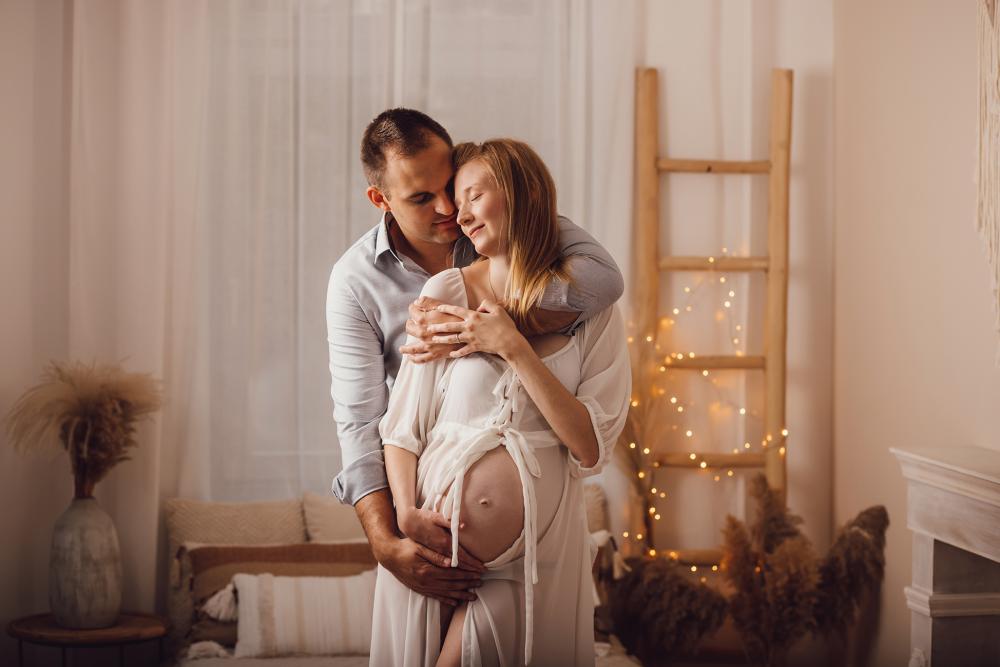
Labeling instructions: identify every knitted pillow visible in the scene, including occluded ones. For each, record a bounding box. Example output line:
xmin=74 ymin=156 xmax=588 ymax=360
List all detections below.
xmin=302 ymin=490 xmax=367 ymax=542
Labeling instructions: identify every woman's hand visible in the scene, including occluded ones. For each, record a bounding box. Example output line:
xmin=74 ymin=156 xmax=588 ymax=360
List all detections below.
xmin=397 ymin=506 xmax=452 ymax=549
xmin=396 ymin=505 xmax=484 ymax=572
xmin=428 ymin=299 xmax=530 ymax=361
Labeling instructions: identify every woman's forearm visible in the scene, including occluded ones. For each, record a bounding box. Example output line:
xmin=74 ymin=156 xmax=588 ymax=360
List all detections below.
xmin=384 ymin=445 xmax=418 ymax=514
xmin=502 ymin=339 xmax=600 ymax=467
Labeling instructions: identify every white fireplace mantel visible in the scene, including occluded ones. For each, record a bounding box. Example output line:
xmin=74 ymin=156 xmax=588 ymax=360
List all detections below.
xmin=892 ymin=445 xmax=1000 ymax=667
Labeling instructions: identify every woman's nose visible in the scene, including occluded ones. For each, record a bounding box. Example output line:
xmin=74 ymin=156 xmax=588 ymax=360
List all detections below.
xmin=456 ymin=203 xmax=472 ymax=226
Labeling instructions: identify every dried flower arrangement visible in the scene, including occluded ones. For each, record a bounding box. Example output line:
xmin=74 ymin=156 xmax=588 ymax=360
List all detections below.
xmin=4 ymin=360 xmax=162 ymax=498
xmin=721 ymin=474 xmax=889 ymax=666
xmin=606 ymin=474 xmax=889 ymax=666
xmin=608 ymin=556 xmax=728 ymax=663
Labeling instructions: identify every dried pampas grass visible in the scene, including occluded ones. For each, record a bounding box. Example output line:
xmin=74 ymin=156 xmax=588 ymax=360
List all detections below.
xmin=811 ymin=505 xmax=889 ymax=638
xmin=722 ymin=475 xmax=818 ymax=666
xmin=4 ymin=360 xmax=162 ymax=498
xmin=608 ymin=556 xmax=727 ymax=663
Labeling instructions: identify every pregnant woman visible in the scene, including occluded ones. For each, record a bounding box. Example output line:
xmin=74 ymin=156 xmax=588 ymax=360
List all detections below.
xmin=369 ymin=139 xmax=631 ymax=667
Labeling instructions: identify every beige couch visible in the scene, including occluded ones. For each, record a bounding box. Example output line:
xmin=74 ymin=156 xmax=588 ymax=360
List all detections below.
xmin=164 ymin=490 xmax=639 ymax=666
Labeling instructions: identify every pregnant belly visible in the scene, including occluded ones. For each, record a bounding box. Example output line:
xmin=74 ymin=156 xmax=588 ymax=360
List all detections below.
xmin=454 ymin=445 xmax=525 ymax=563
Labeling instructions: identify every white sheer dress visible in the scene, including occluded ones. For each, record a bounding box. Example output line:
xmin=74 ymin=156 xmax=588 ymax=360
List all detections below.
xmin=369 ymin=267 xmax=631 ymax=667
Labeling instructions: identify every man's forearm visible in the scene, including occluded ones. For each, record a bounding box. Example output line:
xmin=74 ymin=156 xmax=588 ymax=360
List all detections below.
xmin=526 ymin=307 xmax=579 ymax=337
xmin=354 ymin=488 xmax=399 ymax=561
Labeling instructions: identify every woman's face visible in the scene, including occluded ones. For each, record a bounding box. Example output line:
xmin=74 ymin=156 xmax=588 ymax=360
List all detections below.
xmin=454 ymin=159 xmax=507 ymax=257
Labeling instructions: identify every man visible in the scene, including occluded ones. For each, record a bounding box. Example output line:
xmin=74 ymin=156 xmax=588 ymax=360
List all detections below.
xmin=327 ymin=108 xmax=624 ymax=608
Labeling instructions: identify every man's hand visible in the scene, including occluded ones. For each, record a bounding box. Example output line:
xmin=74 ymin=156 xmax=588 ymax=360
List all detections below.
xmin=399 ymin=296 xmax=463 ymax=364
xmin=377 ymin=537 xmax=483 ymax=607
xmin=427 ymin=300 xmax=527 ymax=361
xmin=356 ymin=490 xmax=485 ymax=607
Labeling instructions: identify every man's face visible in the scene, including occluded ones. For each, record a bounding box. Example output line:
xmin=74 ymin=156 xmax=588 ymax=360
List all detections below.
xmin=369 ymin=136 xmax=459 ymax=247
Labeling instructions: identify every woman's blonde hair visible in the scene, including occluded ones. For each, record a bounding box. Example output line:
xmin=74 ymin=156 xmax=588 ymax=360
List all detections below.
xmin=452 ymin=139 xmax=568 ymax=334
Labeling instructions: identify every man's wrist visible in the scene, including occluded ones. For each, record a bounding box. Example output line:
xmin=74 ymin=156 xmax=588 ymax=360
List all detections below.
xmin=368 ymin=529 xmax=401 ymax=565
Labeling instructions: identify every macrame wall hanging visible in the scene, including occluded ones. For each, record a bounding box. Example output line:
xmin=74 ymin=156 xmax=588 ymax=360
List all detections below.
xmin=978 ymin=0 xmax=1000 ymax=364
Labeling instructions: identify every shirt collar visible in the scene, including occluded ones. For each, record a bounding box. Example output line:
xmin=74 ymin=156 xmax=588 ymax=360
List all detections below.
xmin=373 ymin=211 xmax=403 ymax=265
xmin=374 ymin=210 xmax=479 ymax=268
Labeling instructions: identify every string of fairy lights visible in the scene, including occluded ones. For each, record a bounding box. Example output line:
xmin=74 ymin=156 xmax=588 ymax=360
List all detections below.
xmin=622 ymin=246 xmax=789 ymax=578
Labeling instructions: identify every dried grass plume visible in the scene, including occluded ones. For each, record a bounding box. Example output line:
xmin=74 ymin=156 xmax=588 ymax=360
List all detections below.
xmin=4 ymin=360 xmax=163 ymax=498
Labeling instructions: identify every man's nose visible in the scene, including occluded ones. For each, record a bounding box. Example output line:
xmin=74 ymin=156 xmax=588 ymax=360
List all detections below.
xmin=435 ymin=192 xmax=455 ymax=217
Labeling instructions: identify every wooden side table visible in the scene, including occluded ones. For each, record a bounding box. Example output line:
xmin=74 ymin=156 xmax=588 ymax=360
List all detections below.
xmin=7 ymin=611 xmax=169 ymax=667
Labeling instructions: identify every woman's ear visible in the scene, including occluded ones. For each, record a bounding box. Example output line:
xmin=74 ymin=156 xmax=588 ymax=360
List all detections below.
xmin=366 ymin=185 xmax=391 ymax=212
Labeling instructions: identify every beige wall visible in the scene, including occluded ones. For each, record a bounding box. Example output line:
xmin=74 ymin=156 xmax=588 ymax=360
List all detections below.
xmin=834 ymin=0 xmax=1000 ymax=664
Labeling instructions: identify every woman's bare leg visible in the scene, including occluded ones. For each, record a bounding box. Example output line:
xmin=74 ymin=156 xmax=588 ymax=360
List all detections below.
xmin=435 ymin=602 xmax=467 ymax=667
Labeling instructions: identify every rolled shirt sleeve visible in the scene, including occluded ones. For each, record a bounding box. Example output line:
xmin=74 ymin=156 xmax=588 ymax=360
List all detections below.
xmin=539 ymin=216 xmax=625 ymax=334
xmin=327 ymin=263 xmax=390 ymax=506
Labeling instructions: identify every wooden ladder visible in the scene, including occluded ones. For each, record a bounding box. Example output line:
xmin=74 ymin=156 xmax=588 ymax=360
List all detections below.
xmin=632 ymin=67 xmax=793 ymax=566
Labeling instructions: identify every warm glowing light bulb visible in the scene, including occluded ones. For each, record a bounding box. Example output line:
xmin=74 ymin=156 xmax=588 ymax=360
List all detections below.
xmin=739 ymin=408 xmax=746 ymax=415
xmin=655 ymin=514 xmax=661 ymax=520
xmin=781 ymin=428 xmax=789 ymax=437
xmin=672 ymin=308 xmax=680 ymax=315
xmin=637 ymin=471 xmax=645 ymax=479
xmin=684 ymin=286 xmax=691 ymax=293
xmin=670 ymin=396 xmax=678 ymax=404
xmin=649 ymin=549 xmax=657 ymax=556
xmin=659 ymin=492 xmax=666 ymax=498
xmin=712 ymin=565 xmax=718 ymax=572
xmin=689 ymin=453 xmax=697 ymax=460
xmin=636 ymin=533 xmax=643 ymax=540
xmin=727 ymin=470 xmax=734 ymax=477
xmin=708 ymin=257 xmax=715 ymax=263
xmin=780 ymin=446 xmax=787 ymax=455
xmin=714 ymin=475 xmax=720 ymax=481
xmin=688 ymin=352 xmax=695 ymax=358
xmin=631 ymin=400 xmax=639 ymax=407
xmin=691 ymin=566 xmax=698 ymax=572
xmin=699 ymin=461 xmax=707 ymax=469
xmin=645 ymin=335 xmax=653 ymax=342
xmin=728 ymin=290 xmax=735 ymax=298
xmin=643 ymin=447 xmax=650 ymax=455
xmin=629 ymin=442 xmax=636 ymax=449
xmin=720 ymin=276 xmax=727 ymax=283
xmin=724 ymin=300 xmax=732 ymax=308
xmin=623 ymin=531 xmax=629 ymax=538
xmin=685 ymin=430 xmax=693 ymax=437
xmin=677 ymin=406 xmax=684 ymax=413
xmin=685 ymin=305 xmax=692 ymax=312
xmin=702 ymin=370 xmax=709 ymax=377
xmin=648 ymin=507 xmax=655 ymax=515
xmin=651 ymin=487 xmax=657 ymax=494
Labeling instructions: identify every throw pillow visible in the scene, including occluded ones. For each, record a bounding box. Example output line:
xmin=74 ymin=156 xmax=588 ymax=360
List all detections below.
xmin=302 ymin=490 xmax=367 ymax=542
xmin=186 ymin=541 xmax=376 ymax=647
xmin=232 ymin=571 xmax=376 ymax=657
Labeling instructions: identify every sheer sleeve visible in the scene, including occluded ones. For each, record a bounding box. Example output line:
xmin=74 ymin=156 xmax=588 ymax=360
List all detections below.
xmin=566 ymin=304 xmax=632 ymax=478
xmin=377 ymin=269 xmax=464 ymax=456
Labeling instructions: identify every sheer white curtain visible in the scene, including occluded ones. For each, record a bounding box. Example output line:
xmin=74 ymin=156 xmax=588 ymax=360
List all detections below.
xmin=65 ymin=0 xmax=640 ymax=611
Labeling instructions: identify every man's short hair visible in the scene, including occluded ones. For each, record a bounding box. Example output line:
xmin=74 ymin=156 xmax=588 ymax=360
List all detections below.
xmin=360 ymin=108 xmax=453 ymax=191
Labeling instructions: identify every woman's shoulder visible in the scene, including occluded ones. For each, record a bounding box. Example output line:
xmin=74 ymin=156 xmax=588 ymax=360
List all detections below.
xmin=419 ymin=267 xmax=468 ymax=308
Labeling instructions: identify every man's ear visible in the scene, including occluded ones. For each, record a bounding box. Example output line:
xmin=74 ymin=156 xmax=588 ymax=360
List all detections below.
xmin=366 ymin=185 xmax=391 ymax=212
